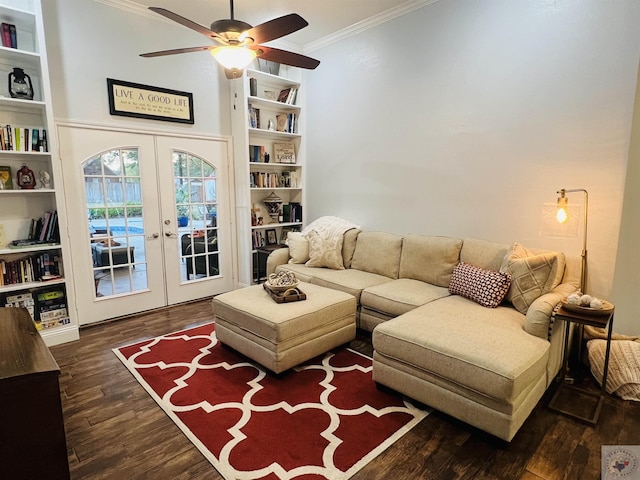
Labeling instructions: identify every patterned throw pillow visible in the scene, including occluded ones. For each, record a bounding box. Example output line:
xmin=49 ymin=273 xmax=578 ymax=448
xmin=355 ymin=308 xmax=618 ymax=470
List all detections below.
xmin=448 ymin=262 xmax=512 ymax=308
xmin=499 ymin=243 xmax=565 ymax=315
xmin=305 ymin=230 xmax=345 ymax=270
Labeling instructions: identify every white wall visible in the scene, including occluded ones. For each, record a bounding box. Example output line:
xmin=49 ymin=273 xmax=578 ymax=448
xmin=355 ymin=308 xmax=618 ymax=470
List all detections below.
xmin=305 ymin=0 xmax=640 ymax=333
xmin=612 ymin=63 xmax=640 ymax=336
xmin=42 ymin=0 xmax=230 ymax=135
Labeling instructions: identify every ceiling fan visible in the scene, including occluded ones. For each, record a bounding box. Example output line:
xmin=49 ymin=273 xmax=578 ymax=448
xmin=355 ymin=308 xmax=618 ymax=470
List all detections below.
xmin=140 ymin=1 xmax=320 ymax=79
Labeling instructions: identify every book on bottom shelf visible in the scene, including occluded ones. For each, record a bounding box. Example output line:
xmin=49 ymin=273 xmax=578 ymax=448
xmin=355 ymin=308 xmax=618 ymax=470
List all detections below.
xmin=36 ymin=287 xmax=69 ymax=329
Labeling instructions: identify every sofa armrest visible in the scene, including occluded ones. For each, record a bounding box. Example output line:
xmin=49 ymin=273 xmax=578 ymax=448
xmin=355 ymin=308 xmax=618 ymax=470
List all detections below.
xmin=524 ymin=283 xmax=578 ymax=339
xmin=266 ymin=247 xmax=290 ymax=276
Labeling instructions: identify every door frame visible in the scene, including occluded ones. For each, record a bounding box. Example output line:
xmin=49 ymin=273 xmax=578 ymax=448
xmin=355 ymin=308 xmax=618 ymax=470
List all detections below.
xmin=56 ymin=122 xmax=238 ymax=325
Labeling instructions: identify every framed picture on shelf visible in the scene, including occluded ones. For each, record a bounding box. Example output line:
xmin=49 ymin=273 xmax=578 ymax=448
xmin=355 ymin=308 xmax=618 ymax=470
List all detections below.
xmin=0 ymin=165 xmax=13 ymax=189
xmin=266 ymin=228 xmax=278 ymax=245
xmin=280 ymin=227 xmax=293 ymax=243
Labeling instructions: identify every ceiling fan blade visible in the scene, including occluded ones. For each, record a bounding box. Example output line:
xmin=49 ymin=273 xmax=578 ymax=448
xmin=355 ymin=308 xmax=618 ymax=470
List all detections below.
xmin=254 ymin=45 xmax=320 ymax=70
xmin=149 ymin=7 xmax=225 ymax=43
xmin=243 ymin=13 xmax=308 ymax=45
xmin=140 ymin=45 xmax=216 ymax=58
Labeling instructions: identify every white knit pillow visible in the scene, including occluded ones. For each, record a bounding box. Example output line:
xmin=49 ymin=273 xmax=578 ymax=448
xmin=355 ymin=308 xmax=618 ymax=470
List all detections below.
xmin=287 ymin=232 xmax=309 ymax=264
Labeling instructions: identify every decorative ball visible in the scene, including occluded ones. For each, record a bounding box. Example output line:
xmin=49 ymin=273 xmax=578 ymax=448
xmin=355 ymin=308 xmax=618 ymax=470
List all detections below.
xmin=567 ymin=293 xmax=582 ymax=305
xmin=590 ymin=298 xmax=604 ymax=309
xmin=580 ymin=294 xmax=593 ymax=306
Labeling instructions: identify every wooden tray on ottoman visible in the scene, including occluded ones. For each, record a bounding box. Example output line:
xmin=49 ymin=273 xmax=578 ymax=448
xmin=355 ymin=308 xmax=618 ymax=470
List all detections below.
xmin=263 ymin=283 xmax=307 ymax=303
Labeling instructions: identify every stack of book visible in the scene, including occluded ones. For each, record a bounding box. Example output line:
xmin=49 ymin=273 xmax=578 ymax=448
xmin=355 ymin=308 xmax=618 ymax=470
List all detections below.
xmin=4 ymin=292 xmax=35 ymax=320
xmin=36 ymin=288 xmax=70 ymax=330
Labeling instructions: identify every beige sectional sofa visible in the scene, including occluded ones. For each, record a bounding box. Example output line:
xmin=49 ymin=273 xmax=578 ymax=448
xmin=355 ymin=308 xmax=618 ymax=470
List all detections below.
xmin=266 ymin=229 xmax=578 ymax=441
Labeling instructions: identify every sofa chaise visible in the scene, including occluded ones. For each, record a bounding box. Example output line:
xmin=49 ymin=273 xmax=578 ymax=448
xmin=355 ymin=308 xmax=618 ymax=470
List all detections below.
xmin=266 ymin=227 xmax=578 ymax=441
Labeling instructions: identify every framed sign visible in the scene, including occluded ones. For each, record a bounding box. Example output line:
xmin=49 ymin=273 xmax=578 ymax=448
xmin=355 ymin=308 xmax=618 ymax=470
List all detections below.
xmin=107 ymin=78 xmax=194 ymax=124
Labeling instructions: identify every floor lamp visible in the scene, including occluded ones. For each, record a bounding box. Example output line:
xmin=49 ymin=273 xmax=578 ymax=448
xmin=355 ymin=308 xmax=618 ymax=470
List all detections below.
xmin=555 ymin=188 xmax=589 ymax=293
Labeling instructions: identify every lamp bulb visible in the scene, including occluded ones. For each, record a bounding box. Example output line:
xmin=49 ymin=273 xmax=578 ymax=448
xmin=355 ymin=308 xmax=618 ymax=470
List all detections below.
xmin=556 ymin=207 xmax=568 ymax=223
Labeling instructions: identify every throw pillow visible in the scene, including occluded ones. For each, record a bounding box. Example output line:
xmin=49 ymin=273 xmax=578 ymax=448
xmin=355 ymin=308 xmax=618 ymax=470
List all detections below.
xmin=287 ymin=232 xmax=309 ymax=264
xmin=448 ymin=262 xmax=512 ymax=308
xmin=500 ymin=242 xmax=566 ymax=315
xmin=305 ymin=230 xmax=345 ymax=270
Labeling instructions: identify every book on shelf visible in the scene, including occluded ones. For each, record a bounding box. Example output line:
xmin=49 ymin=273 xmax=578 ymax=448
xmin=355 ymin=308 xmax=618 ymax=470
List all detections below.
xmin=273 ymin=142 xmax=296 ymax=164
xmin=249 ymin=77 xmax=257 ymax=97
xmin=252 ymin=230 xmax=265 ymax=249
xmin=0 ymin=165 xmax=12 ymax=190
xmin=249 ymin=145 xmax=266 ymax=163
xmin=290 ymin=202 xmax=303 ymax=223
xmin=248 ymin=105 xmax=261 ymax=129
xmin=0 ymin=250 xmax=63 ymax=286
xmin=277 ymin=87 xmax=298 ymax=105
xmin=1 ymin=22 xmax=16 ymax=49
xmin=0 ymin=125 xmax=47 ymax=152
xmin=250 ymin=171 xmax=283 ymax=188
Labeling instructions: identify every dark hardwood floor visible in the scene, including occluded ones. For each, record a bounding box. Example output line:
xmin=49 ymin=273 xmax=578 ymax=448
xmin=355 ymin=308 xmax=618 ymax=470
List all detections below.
xmin=50 ymin=299 xmax=640 ymax=480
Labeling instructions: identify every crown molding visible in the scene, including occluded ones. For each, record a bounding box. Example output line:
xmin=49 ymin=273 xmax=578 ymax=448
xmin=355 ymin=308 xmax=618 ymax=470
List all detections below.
xmin=94 ymin=0 xmax=174 ymax=24
xmin=303 ymin=0 xmax=441 ymax=53
xmin=96 ymin=0 xmax=440 ymax=55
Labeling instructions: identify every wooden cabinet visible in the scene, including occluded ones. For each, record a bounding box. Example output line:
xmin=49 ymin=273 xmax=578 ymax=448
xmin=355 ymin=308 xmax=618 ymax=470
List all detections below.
xmin=231 ymin=68 xmax=304 ymax=285
xmin=0 ymin=307 xmax=70 ymax=479
xmin=0 ymin=0 xmax=78 ymax=345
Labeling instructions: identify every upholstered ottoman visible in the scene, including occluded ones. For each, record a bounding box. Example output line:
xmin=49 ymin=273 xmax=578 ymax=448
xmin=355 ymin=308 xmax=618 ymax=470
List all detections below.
xmin=213 ymin=282 xmax=357 ymax=373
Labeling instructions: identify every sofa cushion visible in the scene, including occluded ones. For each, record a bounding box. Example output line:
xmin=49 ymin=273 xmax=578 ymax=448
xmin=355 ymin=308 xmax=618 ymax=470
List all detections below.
xmin=350 ymin=231 xmax=403 ymax=279
xmin=448 ymin=262 xmax=512 ymax=308
xmin=305 ymin=230 xmax=344 ymax=270
xmin=372 ymin=295 xmax=550 ymax=403
xmin=500 ymin=243 xmax=566 ymax=314
xmin=399 ymin=235 xmax=463 ymax=287
xmin=287 ymin=232 xmax=309 ymax=264
xmin=276 ymin=263 xmax=391 ymax=302
xmin=342 ymin=228 xmax=361 ymax=269
xmin=361 ymin=278 xmax=451 ymax=317
xmin=460 ymin=238 xmax=510 ymax=271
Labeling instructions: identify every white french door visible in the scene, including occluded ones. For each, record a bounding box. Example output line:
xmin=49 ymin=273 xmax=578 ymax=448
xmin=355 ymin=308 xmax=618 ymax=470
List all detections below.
xmin=57 ymin=125 xmax=234 ymax=325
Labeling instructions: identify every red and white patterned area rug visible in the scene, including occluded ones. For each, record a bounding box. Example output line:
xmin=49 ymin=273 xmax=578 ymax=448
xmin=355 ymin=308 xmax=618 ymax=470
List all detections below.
xmin=114 ymin=322 xmax=429 ymax=480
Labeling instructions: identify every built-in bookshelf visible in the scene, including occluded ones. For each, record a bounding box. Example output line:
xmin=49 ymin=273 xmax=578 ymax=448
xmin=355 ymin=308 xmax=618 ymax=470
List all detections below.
xmin=0 ymin=0 xmax=78 ymax=345
xmin=231 ymin=67 xmax=304 ymax=285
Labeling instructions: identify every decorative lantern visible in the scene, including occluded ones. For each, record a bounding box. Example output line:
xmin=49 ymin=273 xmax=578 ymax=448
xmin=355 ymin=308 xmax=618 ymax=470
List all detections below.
xmin=16 ymin=164 xmax=36 ymax=189
xmin=262 ymin=191 xmax=282 ymax=223
xmin=8 ymin=67 xmax=34 ymax=100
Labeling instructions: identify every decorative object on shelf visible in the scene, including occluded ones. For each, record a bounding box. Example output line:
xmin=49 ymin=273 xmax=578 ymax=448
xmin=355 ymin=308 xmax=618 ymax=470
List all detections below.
xmin=39 ymin=170 xmax=51 ymax=189
xmin=16 ymin=163 xmax=36 ymax=189
xmin=561 ymin=295 xmax=614 ymax=316
xmin=266 ymin=228 xmax=277 ymax=245
xmin=264 ymin=90 xmax=276 ymax=101
xmin=262 ymin=191 xmax=282 ymax=223
xmin=273 ymin=142 xmax=296 ymax=163
xmin=0 ymin=165 xmax=12 ymax=189
xmin=8 ymin=67 xmax=34 ymax=100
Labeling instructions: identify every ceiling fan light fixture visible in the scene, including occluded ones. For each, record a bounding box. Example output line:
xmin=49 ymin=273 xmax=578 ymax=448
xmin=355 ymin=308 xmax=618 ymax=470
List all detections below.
xmin=211 ymin=46 xmax=256 ymax=70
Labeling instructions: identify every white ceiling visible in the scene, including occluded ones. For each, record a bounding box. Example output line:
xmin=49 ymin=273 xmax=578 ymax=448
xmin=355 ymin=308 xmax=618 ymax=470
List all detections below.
xmin=110 ymin=0 xmax=431 ymax=50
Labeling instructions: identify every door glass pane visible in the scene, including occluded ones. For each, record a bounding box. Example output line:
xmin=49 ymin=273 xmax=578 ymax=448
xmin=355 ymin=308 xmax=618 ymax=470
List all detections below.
xmin=85 ymin=148 xmax=148 ymax=298
xmin=173 ymin=150 xmax=219 ymax=282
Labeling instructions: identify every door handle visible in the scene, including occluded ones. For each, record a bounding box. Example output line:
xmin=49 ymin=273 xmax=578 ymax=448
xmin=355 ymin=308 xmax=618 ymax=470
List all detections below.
xmin=165 ymin=231 xmax=178 ymax=238
xmin=146 ymin=233 xmax=160 ymax=240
